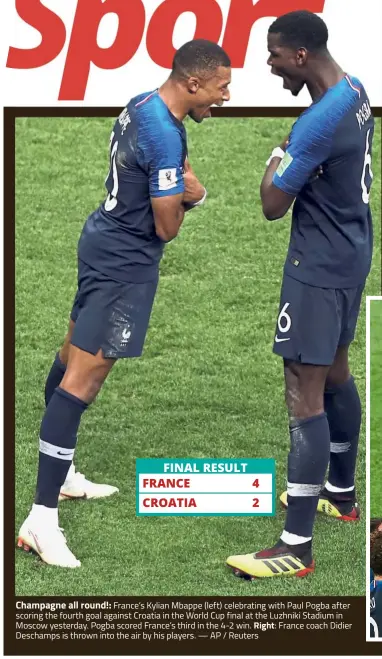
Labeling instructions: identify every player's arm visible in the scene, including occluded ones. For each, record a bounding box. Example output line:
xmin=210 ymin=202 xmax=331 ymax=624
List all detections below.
xmin=182 ymin=159 xmax=207 ymax=211
xmin=260 ymin=122 xmax=330 ymax=221
xmin=141 ymin=122 xmax=187 ymax=242
xmin=151 ymin=167 xmax=206 ymax=241
xmin=151 ymin=168 xmax=206 ymax=241
xmin=141 ymin=116 xmax=207 ymax=240
xmin=151 ymin=194 xmax=186 ymax=242
xmin=150 ymin=157 xmax=207 ymax=241
xmin=260 ymin=139 xmax=295 ymax=220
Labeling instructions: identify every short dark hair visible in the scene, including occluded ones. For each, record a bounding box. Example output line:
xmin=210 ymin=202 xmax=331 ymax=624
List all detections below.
xmin=171 ymin=39 xmax=231 ymax=80
xmin=371 ymin=519 xmax=382 ymax=533
xmin=371 ymin=532 xmax=382 ymax=575
xmin=268 ymin=10 xmax=328 ymax=52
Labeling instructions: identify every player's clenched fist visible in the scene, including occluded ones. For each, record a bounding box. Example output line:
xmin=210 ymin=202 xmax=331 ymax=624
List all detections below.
xmin=183 ymin=169 xmax=206 ymax=204
xmin=183 ymin=164 xmax=207 ymax=209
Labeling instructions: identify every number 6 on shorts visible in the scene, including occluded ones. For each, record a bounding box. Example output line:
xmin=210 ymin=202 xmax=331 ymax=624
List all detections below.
xmin=277 ymin=302 xmax=292 ymax=334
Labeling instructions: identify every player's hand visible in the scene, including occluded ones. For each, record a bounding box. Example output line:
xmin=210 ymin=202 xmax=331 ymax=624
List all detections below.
xmin=309 ymin=165 xmax=324 ymax=183
xmin=183 ymin=169 xmax=205 ymax=205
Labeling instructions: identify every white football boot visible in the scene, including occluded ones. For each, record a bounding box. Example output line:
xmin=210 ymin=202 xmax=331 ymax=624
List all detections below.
xmin=17 ymin=507 xmax=81 ymax=568
xmin=59 ymin=464 xmax=119 ymax=501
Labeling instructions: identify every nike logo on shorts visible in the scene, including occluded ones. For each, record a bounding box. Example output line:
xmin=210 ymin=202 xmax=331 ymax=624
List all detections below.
xmin=275 ymin=336 xmax=291 ymax=343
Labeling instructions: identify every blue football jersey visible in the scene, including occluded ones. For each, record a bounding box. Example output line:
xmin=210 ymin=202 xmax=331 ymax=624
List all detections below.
xmin=273 ymin=74 xmax=374 ymax=289
xmin=370 ymin=571 xmax=382 ymax=638
xmin=79 ymin=90 xmax=188 ymax=283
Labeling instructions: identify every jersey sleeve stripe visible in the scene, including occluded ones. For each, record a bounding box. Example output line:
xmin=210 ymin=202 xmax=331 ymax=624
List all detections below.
xmin=135 ymin=91 xmax=158 ymax=108
xmin=345 ymin=74 xmax=361 ymax=97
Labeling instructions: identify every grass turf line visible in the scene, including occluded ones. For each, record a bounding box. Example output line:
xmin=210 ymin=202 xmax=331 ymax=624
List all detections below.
xmin=15 ymin=117 xmax=381 ymax=596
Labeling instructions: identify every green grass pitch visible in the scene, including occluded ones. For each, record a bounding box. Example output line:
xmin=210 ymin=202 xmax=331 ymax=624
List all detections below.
xmin=370 ymin=299 xmax=382 ymax=518
xmin=15 ymin=115 xmax=381 ymax=596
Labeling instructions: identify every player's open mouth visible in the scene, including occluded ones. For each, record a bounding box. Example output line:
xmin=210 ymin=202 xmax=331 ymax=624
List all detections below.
xmin=272 ymin=69 xmax=290 ymax=90
xmin=204 ymin=102 xmax=224 ymax=119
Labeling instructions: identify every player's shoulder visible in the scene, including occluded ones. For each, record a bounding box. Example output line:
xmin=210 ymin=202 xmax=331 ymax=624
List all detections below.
xmin=132 ymin=89 xmax=161 ymax=117
xmin=129 ymin=90 xmax=185 ymax=166
xmin=292 ymin=75 xmax=367 ymax=143
xmin=376 ymin=580 xmax=382 ymax=592
xmin=311 ymin=75 xmax=366 ymax=120
xmin=133 ymin=90 xmax=181 ymax=136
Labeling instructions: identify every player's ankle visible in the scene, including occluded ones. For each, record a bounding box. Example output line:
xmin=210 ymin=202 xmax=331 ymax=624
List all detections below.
xmin=30 ymin=503 xmax=59 ymax=527
xmin=322 ymin=483 xmax=355 ymax=503
xmin=278 ymin=537 xmax=312 ymax=560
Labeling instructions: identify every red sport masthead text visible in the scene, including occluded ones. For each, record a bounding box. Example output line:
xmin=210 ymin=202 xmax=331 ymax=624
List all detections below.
xmin=7 ymin=0 xmax=326 ymax=101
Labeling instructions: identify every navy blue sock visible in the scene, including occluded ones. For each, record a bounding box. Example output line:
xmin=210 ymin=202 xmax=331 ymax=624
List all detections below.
xmin=325 ymin=376 xmax=361 ymax=494
xmin=35 ymin=387 xmax=88 ymax=508
xmin=282 ymin=413 xmax=330 ymax=543
xmin=45 ymin=353 xmax=66 ymax=406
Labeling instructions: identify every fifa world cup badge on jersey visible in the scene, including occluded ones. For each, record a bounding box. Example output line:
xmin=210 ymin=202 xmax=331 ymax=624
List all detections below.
xmin=158 ymin=168 xmax=178 ymax=191
xmin=276 ymin=152 xmax=293 ymax=177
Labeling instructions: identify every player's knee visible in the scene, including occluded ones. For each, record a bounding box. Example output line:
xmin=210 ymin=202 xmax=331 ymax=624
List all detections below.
xmin=327 ymin=345 xmax=350 ymax=387
xmin=90 ymin=365 xmax=112 ymax=397
xmin=61 ymin=380 xmax=102 ymax=405
xmin=60 ymin=366 xmax=108 ymax=404
xmin=326 ymin=364 xmax=351 ymax=388
xmin=285 ymin=390 xmax=323 ymax=420
xmin=59 ymin=340 xmax=70 ymax=367
xmin=284 ymin=370 xmax=323 ymax=419
xmin=58 ymin=322 xmax=76 ymax=367
xmin=284 ymin=360 xmax=326 ymax=419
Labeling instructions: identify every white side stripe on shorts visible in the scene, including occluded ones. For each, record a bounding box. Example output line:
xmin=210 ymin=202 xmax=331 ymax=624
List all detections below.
xmin=287 ymin=482 xmax=322 ymax=497
xmin=330 ymin=442 xmax=351 ymax=453
xmin=39 ymin=439 xmax=74 ymax=461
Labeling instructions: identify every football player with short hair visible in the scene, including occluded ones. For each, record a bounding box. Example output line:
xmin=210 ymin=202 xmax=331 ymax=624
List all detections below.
xmin=18 ymin=39 xmax=231 ymax=568
xmin=227 ymin=10 xmax=374 ymax=579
